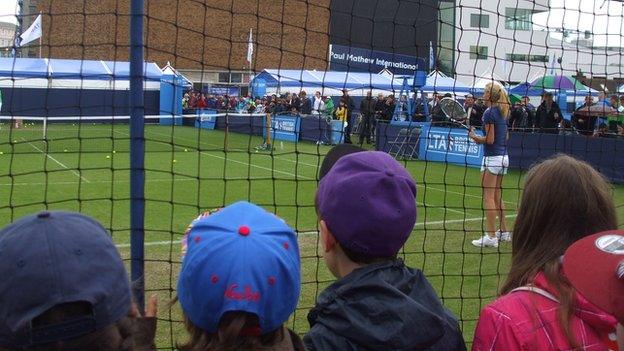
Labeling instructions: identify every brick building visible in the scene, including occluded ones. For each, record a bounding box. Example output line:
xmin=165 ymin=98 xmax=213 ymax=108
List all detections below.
xmin=31 ymin=0 xmax=331 ymax=85
xmin=19 ymin=0 xmax=40 ymax=58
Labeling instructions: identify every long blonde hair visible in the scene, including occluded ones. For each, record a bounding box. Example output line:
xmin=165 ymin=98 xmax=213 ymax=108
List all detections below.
xmin=484 ymin=82 xmax=510 ymax=118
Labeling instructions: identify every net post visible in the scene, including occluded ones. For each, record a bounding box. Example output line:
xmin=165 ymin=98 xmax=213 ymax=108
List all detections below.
xmin=129 ymin=0 xmax=146 ymax=311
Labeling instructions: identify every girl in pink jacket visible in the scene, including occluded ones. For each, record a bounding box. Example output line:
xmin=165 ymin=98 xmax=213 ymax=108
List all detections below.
xmin=472 ymin=155 xmax=620 ymax=351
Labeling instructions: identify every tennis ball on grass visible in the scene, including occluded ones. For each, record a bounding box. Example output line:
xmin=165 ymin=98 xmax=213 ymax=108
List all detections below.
xmin=112 ymin=150 xmax=116 ymax=154
xmin=106 ymin=155 xmax=110 ymax=159
xmin=184 ymin=148 xmax=188 ymax=152
xmin=173 ymin=159 xmax=177 ymax=163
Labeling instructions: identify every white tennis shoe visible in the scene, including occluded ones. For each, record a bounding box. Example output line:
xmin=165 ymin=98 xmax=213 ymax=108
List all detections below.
xmin=496 ymin=230 xmax=512 ymax=242
xmin=472 ymin=234 xmax=499 ymax=248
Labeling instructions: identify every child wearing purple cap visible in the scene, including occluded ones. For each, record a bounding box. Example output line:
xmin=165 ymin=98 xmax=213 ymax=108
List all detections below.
xmin=305 ymin=150 xmax=466 ymax=351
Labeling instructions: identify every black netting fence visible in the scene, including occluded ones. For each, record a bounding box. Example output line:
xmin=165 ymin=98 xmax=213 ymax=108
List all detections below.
xmin=0 ymin=0 xmax=622 ymax=349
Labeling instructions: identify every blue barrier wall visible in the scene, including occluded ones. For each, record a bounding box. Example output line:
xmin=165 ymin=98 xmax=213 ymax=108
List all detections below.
xmin=263 ymin=114 xmax=301 ymax=143
xmin=215 ymin=114 xmax=264 ymax=136
xmin=418 ymin=125 xmax=484 ymax=167
xmin=195 ymin=109 xmax=217 ymax=130
xmin=300 ymin=116 xmax=331 ymax=144
xmin=508 ymin=132 xmax=624 ymax=183
xmin=0 ymin=87 xmax=159 ymax=117
xmin=377 ymin=123 xmax=623 ymax=183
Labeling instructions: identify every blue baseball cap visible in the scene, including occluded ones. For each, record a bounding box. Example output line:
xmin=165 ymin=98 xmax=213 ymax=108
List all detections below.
xmin=0 ymin=211 xmax=131 ymax=348
xmin=177 ymin=201 xmax=301 ymax=334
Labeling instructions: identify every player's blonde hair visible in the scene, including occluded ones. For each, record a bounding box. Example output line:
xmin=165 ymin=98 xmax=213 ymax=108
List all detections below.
xmin=484 ymin=82 xmax=510 ymax=118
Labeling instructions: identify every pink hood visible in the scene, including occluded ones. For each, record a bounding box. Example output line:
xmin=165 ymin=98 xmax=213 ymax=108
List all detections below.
xmin=472 ymin=271 xmax=619 ymax=351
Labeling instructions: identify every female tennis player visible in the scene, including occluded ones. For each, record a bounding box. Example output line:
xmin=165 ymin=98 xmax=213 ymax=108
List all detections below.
xmin=468 ymin=82 xmax=511 ymax=248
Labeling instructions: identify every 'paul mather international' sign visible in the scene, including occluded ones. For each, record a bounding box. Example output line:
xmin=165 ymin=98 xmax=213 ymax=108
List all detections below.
xmin=329 ymin=44 xmax=425 ymax=75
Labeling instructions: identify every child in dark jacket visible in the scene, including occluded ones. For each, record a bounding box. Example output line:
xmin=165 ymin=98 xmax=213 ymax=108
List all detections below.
xmin=304 ymin=146 xmax=466 ymax=351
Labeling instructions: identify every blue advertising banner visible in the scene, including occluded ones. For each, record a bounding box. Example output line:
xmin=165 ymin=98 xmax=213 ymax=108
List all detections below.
xmin=202 ymin=85 xmax=240 ymax=96
xmin=195 ymin=109 xmax=217 ymax=130
xmin=419 ymin=126 xmax=484 ymax=167
xmin=329 ymin=44 xmax=425 ymax=75
xmin=263 ymin=114 xmax=301 ymax=143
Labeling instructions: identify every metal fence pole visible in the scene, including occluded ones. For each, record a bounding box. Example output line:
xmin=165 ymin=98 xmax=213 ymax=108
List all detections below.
xmin=129 ymin=0 xmax=145 ymax=311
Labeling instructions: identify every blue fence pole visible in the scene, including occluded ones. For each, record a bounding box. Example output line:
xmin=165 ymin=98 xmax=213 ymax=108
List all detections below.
xmin=129 ymin=0 xmax=145 ymax=311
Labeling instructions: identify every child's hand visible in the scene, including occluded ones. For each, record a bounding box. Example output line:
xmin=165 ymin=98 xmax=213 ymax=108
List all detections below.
xmin=130 ymin=294 xmax=158 ymax=318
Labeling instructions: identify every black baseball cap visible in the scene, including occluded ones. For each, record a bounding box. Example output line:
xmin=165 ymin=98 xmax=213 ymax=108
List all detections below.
xmin=319 ymin=144 xmax=365 ymax=180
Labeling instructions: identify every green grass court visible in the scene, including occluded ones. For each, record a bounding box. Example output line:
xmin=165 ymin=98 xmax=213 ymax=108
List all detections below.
xmin=1 ymin=122 xmax=622 ymax=348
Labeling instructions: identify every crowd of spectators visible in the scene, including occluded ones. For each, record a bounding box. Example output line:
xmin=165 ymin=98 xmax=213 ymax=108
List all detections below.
xmin=183 ymin=88 xmax=624 ymax=141
xmin=425 ymin=90 xmax=623 ymax=137
xmin=507 ymin=91 xmax=624 ymax=137
xmin=182 ymin=89 xmax=398 ymax=120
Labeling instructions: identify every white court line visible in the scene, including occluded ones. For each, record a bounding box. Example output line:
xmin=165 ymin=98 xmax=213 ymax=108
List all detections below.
xmin=19 ymin=137 xmax=90 ymax=183
xmin=113 ymin=129 xmax=314 ymax=180
xmin=115 ymin=214 xmax=518 ymax=249
xmin=142 ymin=128 xmax=322 ymax=169
xmin=425 ymin=185 xmax=516 ymax=205
xmin=12 ymin=126 xmax=513 ymax=203
xmin=142 ymin=129 xmax=515 ymax=205
xmin=0 ymin=177 xmax=262 ymax=187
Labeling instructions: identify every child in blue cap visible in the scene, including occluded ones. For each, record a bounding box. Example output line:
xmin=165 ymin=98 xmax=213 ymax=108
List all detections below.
xmin=305 ymin=147 xmax=466 ymax=351
xmin=176 ymin=201 xmax=304 ymax=350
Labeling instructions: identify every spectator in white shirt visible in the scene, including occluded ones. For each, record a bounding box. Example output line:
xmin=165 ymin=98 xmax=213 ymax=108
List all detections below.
xmin=313 ymin=91 xmax=325 ymax=115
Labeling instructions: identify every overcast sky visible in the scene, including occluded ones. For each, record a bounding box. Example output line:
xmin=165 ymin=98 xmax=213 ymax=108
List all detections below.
xmin=0 ymin=0 xmax=622 ymax=47
xmin=0 ymin=0 xmax=17 ymax=25
xmin=533 ymin=0 xmax=624 ymax=47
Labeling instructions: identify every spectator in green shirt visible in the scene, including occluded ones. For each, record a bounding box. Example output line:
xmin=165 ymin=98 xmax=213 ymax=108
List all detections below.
xmin=323 ymin=96 xmax=335 ymax=118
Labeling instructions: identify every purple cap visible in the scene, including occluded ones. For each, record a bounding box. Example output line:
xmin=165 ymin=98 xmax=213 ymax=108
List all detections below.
xmin=316 ymin=151 xmax=417 ymax=258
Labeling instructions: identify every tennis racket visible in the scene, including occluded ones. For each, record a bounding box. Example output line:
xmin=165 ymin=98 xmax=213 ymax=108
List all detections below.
xmin=439 ymin=97 xmax=470 ymax=130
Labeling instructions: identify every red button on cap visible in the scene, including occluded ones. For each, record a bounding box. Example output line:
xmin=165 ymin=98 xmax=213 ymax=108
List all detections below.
xmin=238 ymin=225 xmax=250 ymax=236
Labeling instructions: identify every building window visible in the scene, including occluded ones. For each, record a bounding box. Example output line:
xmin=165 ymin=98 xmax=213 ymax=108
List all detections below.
xmin=505 ymin=8 xmax=533 ymax=31
xmin=470 ymin=46 xmax=488 ymax=60
xmin=437 ymin=1 xmax=456 ymax=75
xmin=218 ymin=72 xmax=229 ymax=83
xmin=230 ymin=73 xmax=242 ymax=83
xmin=470 ymin=14 xmax=489 ymax=28
xmin=506 ymin=53 xmax=548 ymax=62
xmin=218 ymin=72 xmax=243 ymax=83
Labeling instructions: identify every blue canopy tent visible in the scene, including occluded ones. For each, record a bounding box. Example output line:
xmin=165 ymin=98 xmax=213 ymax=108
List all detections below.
xmin=0 ymin=58 xmax=165 ymax=117
xmin=252 ymin=69 xmax=403 ymax=96
xmin=403 ymin=70 xmax=475 ymax=96
xmin=252 ymin=69 xmax=474 ymax=97
xmin=508 ymin=82 xmax=545 ymax=97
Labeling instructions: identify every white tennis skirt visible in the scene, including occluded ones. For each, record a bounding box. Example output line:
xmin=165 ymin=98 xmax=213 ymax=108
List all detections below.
xmin=481 ymin=155 xmax=509 ymax=175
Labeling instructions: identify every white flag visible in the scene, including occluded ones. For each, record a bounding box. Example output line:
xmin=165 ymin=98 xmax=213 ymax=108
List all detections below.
xmin=247 ymin=28 xmax=253 ymax=63
xmin=428 ymin=41 xmax=435 ymax=71
xmin=20 ymin=14 xmax=42 ymax=47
